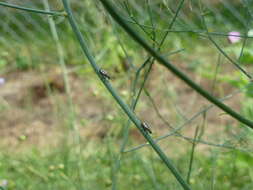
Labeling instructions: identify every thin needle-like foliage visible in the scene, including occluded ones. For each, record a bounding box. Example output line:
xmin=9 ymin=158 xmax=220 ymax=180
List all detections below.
xmin=0 ymin=0 xmax=253 ymax=189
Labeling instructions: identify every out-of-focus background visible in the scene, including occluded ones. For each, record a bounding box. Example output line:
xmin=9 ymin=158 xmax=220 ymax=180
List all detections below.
xmin=0 ymin=0 xmax=253 ymax=189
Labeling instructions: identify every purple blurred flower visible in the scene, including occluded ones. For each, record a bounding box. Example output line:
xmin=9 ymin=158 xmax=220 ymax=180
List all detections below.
xmin=0 ymin=179 xmax=8 ymax=187
xmin=0 ymin=78 xmax=5 ymax=85
xmin=228 ymin=31 xmax=241 ymax=44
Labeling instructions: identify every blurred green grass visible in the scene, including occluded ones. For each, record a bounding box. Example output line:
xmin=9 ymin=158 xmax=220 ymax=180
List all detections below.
xmin=0 ymin=0 xmax=253 ymax=189
xmin=1 ymin=142 xmax=253 ymax=190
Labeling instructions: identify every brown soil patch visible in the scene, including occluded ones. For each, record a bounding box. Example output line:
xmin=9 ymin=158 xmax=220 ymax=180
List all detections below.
xmin=0 ymin=63 xmax=245 ymax=152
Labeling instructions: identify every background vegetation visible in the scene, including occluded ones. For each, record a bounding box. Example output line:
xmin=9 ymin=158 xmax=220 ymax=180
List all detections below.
xmin=0 ymin=0 xmax=253 ymax=189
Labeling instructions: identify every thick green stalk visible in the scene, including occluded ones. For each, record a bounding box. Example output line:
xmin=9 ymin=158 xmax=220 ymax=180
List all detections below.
xmin=61 ymin=0 xmax=192 ymax=189
xmin=0 ymin=1 xmax=64 ymax=16
xmin=99 ymin=0 xmax=253 ymax=129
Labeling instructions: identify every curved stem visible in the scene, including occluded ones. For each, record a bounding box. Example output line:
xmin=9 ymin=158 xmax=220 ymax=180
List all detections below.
xmin=99 ymin=0 xmax=253 ymax=129
xmin=61 ymin=0 xmax=192 ymax=189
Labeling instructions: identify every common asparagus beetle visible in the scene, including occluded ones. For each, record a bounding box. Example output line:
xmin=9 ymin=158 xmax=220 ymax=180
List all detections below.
xmin=141 ymin=122 xmax=152 ymax=134
xmin=99 ymin=69 xmax=111 ymax=80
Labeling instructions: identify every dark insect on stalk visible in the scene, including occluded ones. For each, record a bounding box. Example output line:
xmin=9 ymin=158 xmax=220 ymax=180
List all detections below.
xmin=141 ymin=122 xmax=152 ymax=134
xmin=99 ymin=69 xmax=111 ymax=80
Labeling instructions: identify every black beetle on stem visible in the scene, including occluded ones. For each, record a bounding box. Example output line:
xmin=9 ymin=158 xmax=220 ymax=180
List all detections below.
xmin=141 ymin=122 xmax=152 ymax=134
xmin=99 ymin=69 xmax=111 ymax=80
